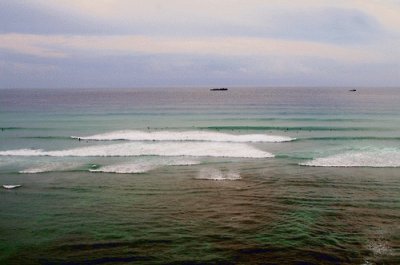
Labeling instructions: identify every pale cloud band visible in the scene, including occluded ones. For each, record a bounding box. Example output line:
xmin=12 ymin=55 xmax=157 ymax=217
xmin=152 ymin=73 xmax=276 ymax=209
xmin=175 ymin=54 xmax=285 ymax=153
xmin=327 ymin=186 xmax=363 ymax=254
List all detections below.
xmin=0 ymin=33 xmax=383 ymax=64
xmin=33 ymin=0 xmax=400 ymax=31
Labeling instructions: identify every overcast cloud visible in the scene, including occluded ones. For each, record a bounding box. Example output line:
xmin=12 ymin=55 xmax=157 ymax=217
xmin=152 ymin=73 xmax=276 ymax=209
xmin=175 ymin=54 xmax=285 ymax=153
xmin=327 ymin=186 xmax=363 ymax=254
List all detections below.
xmin=1 ymin=0 xmax=399 ymax=88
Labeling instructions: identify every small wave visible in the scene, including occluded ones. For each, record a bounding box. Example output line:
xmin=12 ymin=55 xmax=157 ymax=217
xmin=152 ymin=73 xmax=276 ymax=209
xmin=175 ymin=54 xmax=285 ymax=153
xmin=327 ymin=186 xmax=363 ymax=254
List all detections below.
xmin=0 ymin=127 xmax=49 ymax=131
xmin=90 ymin=158 xmax=200 ymax=174
xmin=19 ymin=162 xmax=82 ymax=173
xmin=0 ymin=127 xmax=26 ymax=130
xmin=22 ymin=136 xmax=72 ymax=140
xmin=0 ymin=142 xmax=273 ymax=158
xmin=0 ymin=149 xmax=45 ymax=156
xmin=164 ymin=159 xmax=200 ymax=166
xmin=300 ymin=150 xmax=400 ymax=167
xmin=71 ymin=130 xmax=294 ymax=142
xmin=90 ymin=163 xmax=158 ymax=174
xmin=196 ymin=168 xmax=241 ymax=180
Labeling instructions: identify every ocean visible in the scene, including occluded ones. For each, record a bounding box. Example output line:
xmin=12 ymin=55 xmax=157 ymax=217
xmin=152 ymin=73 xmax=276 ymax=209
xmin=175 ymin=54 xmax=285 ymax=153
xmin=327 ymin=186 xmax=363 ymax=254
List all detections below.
xmin=0 ymin=87 xmax=399 ymax=264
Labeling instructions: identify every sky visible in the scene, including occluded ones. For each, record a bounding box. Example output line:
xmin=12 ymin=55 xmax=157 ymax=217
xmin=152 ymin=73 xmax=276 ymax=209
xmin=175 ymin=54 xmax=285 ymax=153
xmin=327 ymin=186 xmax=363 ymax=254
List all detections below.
xmin=0 ymin=0 xmax=399 ymax=88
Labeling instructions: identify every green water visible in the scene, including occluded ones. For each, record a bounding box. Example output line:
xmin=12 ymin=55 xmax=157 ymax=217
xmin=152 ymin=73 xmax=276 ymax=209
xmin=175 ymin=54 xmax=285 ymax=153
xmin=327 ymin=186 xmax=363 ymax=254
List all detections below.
xmin=0 ymin=87 xmax=399 ymax=264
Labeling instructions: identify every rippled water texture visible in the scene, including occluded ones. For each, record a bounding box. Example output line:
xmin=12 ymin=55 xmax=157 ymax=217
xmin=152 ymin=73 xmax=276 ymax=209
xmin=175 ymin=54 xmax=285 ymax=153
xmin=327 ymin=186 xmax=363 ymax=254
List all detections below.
xmin=0 ymin=87 xmax=399 ymax=264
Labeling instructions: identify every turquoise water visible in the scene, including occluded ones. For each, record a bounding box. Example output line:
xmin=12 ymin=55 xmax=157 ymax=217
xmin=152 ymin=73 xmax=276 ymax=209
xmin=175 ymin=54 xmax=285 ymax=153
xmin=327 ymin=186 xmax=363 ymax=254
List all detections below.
xmin=0 ymin=87 xmax=399 ymax=264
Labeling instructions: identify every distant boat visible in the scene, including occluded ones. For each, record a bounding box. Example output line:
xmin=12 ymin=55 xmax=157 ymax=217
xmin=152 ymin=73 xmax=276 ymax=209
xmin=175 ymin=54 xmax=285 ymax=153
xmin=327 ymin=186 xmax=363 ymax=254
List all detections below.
xmin=210 ymin=88 xmax=228 ymax=91
xmin=349 ymin=89 xmax=357 ymax=92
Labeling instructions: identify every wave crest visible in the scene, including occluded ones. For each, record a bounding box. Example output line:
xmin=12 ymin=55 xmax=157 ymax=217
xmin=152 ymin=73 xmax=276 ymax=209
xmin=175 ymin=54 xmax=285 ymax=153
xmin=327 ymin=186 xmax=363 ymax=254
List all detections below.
xmin=300 ymin=150 xmax=400 ymax=167
xmin=71 ymin=130 xmax=294 ymax=143
xmin=0 ymin=142 xmax=273 ymax=158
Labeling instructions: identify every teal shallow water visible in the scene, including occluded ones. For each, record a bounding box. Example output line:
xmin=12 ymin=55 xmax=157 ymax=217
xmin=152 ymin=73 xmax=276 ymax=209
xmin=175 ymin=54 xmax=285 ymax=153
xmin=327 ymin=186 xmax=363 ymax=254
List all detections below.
xmin=0 ymin=87 xmax=400 ymax=264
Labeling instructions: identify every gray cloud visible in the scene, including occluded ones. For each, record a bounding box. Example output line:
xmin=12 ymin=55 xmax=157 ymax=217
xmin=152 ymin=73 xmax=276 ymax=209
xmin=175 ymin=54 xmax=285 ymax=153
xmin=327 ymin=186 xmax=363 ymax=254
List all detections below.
xmin=0 ymin=1 xmax=105 ymax=34
xmin=258 ymin=7 xmax=383 ymax=44
xmin=0 ymin=1 xmax=384 ymax=43
xmin=0 ymin=1 xmax=399 ymax=88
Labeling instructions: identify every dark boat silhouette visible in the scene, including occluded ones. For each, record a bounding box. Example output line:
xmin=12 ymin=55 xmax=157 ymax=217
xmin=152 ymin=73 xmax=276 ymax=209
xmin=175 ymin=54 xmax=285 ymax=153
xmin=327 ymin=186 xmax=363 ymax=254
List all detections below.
xmin=349 ymin=89 xmax=357 ymax=92
xmin=210 ymin=88 xmax=228 ymax=91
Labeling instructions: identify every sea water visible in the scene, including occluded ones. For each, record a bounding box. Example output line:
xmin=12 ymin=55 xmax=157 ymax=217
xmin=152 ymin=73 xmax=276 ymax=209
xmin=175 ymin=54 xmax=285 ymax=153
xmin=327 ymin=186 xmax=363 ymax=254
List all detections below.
xmin=0 ymin=87 xmax=399 ymax=264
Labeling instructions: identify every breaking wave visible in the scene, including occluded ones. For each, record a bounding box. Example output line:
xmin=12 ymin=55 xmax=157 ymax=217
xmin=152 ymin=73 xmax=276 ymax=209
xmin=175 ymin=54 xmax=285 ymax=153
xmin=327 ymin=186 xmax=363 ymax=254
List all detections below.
xmin=90 ymin=163 xmax=158 ymax=174
xmin=300 ymin=149 xmax=400 ymax=167
xmin=71 ymin=130 xmax=294 ymax=142
xmin=0 ymin=142 xmax=273 ymax=158
xmin=90 ymin=159 xmax=200 ymax=174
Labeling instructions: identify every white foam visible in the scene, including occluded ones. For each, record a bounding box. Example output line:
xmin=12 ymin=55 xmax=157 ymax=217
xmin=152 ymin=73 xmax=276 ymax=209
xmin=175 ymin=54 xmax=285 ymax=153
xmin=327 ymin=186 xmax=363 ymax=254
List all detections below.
xmin=90 ymin=158 xmax=200 ymax=174
xmin=0 ymin=142 xmax=273 ymax=158
xmin=90 ymin=163 xmax=158 ymax=174
xmin=300 ymin=150 xmax=400 ymax=167
xmin=196 ymin=168 xmax=241 ymax=180
xmin=164 ymin=159 xmax=200 ymax=166
xmin=3 ymin=185 xmax=22 ymax=189
xmin=367 ymin=240 xmax=393 ymax=256
xmin=72 ymin=130 xmax=294 ymax=143
xmin=19 ymin=162 xmax=81 ymax=174
xmin=0 ymin=149 xmax=45 ymax=156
